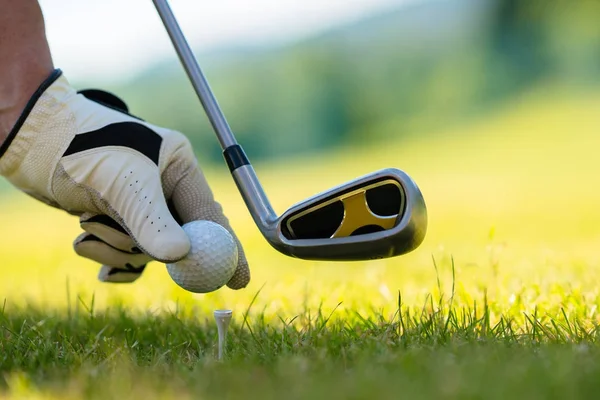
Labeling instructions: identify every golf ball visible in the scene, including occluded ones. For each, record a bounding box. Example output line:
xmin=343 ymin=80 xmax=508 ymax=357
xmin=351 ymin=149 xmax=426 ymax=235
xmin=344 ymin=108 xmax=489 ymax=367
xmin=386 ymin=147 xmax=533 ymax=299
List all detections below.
xmin=166 ymin=220 xmax=238 ymax=293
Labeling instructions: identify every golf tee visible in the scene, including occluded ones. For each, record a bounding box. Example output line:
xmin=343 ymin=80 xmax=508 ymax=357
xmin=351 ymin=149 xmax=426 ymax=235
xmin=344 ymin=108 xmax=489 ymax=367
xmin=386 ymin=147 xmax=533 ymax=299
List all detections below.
xmin=214 ymin=309 xmax=232 ymax=361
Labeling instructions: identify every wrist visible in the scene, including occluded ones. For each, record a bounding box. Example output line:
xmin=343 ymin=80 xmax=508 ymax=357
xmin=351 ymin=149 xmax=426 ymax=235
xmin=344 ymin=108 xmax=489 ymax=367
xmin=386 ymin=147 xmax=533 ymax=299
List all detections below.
xmin=0 ymin=0 xmax=54 ymax=145
xmin=0 ymin=63 xmax=55 ymax=145
xmin=0 ymin=69 xmax=63 ymax=164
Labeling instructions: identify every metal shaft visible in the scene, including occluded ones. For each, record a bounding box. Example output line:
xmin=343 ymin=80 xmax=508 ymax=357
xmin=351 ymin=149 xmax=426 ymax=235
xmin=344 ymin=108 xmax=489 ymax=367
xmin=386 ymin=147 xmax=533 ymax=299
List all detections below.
xmin=152 ymin=0 xmax=238 ymax=150
xmin=152 ymin=0 xmax=279 ymax=231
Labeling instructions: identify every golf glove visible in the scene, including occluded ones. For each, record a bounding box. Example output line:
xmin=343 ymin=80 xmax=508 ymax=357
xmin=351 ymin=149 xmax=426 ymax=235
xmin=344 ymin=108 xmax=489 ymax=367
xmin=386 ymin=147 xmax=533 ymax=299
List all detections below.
xmin=0 ymin=69 xmax=250 ymax=289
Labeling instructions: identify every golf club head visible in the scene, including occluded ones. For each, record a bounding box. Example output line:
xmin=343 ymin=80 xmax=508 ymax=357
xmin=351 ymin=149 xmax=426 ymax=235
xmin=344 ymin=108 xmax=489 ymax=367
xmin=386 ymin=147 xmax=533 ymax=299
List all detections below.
xmin=152 ymin=0 xmax=427 ymax=261
xmin=275 ymin=168 xmax=427 ymax=260
xmin=232 ymin=165 xmax=427 ymax=261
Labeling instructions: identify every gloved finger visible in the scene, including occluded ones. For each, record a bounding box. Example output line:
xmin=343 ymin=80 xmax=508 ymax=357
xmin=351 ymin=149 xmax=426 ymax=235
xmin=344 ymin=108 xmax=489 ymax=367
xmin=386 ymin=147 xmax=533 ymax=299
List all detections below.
xmin=161 ymin=131 xmax=250 ymax=290
xmin=73 ymin=231 xmax=152 ymax=268
xmin=73 ymin=232 xmax=150 ymax=284
xmin=79 ymin=213 xmax=140 ymax=253
xmin=97 ymin=265 xmax=146 ymax=283
xmin=60 ymin=138 xmax=191 ymax=262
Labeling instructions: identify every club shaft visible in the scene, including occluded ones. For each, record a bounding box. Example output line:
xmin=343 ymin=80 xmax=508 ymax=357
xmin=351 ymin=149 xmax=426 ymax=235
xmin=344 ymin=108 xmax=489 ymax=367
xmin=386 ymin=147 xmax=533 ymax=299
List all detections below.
xmin=152 ymin=0 xmax=237 ymax=150
xmin=152 ymin=0 xmax=279 ymax=231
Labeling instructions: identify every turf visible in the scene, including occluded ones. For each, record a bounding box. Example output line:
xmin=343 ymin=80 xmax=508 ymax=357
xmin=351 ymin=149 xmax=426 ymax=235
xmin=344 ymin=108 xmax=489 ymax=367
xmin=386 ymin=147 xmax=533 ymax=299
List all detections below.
xmin=1 ymin=85 xmax=600 ymax=399
xmin=2 ymin=294 xmax=600 ymax=400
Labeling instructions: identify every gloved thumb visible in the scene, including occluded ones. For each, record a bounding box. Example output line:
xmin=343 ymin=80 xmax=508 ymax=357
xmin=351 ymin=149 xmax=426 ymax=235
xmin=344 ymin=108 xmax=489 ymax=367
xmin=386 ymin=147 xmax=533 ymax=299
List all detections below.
xmin=61 ymin=145 xmax=191 ymax=263
xmin=102 ymin=164 xmax=191 ymax=263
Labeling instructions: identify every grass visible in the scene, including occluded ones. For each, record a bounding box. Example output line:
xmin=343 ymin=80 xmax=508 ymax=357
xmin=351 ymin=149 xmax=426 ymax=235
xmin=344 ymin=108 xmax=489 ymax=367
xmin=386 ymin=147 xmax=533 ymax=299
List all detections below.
xmin=1 ymin=83 xmax=600 ymax=398
xmin=3 ymin=290 xmax=600 ymax=399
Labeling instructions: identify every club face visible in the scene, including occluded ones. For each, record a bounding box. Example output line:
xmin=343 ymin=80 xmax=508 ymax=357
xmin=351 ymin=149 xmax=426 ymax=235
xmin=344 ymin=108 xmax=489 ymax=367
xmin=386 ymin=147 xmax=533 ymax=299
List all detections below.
xmin=270 ymin=168 xmax=427 ymax=261
xmin=281 ymin=177 xmax=405 ymax=240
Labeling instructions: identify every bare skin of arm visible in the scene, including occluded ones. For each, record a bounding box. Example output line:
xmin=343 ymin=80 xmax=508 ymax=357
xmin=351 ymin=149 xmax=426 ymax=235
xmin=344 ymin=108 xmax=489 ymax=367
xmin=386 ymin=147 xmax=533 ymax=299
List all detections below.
xmin=0 ymin=0 xmax=54 ymax=143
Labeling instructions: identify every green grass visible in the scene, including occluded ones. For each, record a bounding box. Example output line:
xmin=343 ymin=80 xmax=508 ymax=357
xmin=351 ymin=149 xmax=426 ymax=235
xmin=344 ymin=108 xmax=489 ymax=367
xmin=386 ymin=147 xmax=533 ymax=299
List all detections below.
xmin=2 ymin=84 xmax=600 ymax=399
xmin=3 ymin=287 xmax=600 ymax=400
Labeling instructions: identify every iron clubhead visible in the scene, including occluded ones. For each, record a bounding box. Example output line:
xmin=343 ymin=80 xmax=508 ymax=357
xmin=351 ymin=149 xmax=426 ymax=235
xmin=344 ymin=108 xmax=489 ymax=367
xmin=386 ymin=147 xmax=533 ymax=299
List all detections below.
xmin=269 ymin=168 xmax=427 ymax=261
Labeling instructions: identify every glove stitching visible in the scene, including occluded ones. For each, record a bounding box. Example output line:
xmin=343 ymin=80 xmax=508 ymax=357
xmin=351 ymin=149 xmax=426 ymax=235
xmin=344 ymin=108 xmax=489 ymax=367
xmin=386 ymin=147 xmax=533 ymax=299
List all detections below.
xmin=50 ymin=165 xmax=152 ymax=259
xmin=76 ymin=177 xmax=179 ymax=263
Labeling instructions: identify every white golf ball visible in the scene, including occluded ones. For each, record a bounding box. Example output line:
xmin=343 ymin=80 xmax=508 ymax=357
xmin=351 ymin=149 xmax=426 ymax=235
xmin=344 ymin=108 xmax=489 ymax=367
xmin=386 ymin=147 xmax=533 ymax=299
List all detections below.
xmin=166 ymin=220 xmax=238 ymax=293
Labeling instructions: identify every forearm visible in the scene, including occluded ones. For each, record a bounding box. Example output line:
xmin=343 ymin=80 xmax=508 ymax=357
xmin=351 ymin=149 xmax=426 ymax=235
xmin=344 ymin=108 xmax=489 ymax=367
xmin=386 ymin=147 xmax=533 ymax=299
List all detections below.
xmin=0 ymin=0 xmax=54 ymax=143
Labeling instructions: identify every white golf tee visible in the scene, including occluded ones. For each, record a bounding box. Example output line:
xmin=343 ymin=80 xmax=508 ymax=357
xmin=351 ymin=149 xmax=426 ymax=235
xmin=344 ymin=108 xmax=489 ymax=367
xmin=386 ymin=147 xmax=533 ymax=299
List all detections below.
xmin=214 ymin=309 xmax=232 ymax=361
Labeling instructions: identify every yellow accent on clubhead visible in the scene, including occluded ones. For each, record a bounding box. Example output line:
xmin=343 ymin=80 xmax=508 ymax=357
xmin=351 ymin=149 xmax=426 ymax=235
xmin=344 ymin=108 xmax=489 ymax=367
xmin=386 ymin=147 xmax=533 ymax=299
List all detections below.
xmin=332 ymin=191 xmax=397 ymax=238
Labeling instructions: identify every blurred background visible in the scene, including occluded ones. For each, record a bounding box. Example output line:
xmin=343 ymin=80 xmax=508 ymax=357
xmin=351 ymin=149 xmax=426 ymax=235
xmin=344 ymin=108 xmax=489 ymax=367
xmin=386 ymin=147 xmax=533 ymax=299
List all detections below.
xmin=1 ymin=0 xmax=599 ymax=315
xmin=33 ymin=0 xmax=599 ymax=163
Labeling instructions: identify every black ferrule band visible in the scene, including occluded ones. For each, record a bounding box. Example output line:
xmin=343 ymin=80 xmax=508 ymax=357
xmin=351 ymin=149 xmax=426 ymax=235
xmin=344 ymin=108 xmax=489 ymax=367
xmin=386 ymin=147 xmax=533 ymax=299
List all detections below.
xmin=223 ymin=144 xmax=250 ymax=172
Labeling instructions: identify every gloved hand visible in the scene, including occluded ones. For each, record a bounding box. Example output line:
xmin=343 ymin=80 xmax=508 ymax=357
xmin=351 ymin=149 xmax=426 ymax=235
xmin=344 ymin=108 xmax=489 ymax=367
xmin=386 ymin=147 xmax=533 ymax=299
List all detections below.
xmin=0 ymin=69 xmax=250 ymax=289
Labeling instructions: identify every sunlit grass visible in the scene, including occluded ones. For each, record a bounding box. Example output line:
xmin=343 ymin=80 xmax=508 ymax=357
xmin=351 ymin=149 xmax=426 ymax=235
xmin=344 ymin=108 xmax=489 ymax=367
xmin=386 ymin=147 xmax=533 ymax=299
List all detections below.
xmin=2 ymin=289 xmax=600 ymax=400
xmin=2 ymin=85 xmax=599 ymax=315
xmin=1 ymin=85 xmax=600 ymax=398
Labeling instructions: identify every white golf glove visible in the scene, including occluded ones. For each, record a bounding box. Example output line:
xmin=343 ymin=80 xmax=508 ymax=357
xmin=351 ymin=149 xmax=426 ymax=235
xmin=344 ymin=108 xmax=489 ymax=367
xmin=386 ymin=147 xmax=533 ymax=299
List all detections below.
xmin=0 ymin=69 xmax=250 ymax=289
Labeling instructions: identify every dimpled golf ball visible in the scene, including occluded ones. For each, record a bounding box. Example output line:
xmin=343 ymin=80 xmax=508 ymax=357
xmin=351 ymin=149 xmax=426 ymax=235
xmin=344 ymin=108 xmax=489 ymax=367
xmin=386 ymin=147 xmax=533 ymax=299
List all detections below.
xmin=166 ymin=220 xmax=238 ymax=293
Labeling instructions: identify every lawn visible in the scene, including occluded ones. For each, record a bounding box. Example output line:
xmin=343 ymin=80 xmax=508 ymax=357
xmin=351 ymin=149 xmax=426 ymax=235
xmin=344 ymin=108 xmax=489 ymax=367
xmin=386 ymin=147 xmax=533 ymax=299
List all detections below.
xmin=1 ymin=85 xmax=600 ymax=399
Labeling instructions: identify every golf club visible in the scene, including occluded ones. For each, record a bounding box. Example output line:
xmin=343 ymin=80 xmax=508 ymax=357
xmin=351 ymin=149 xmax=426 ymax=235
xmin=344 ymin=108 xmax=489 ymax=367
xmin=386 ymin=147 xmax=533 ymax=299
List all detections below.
xmin=152 ymin=0 xmax=428 ymax=261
